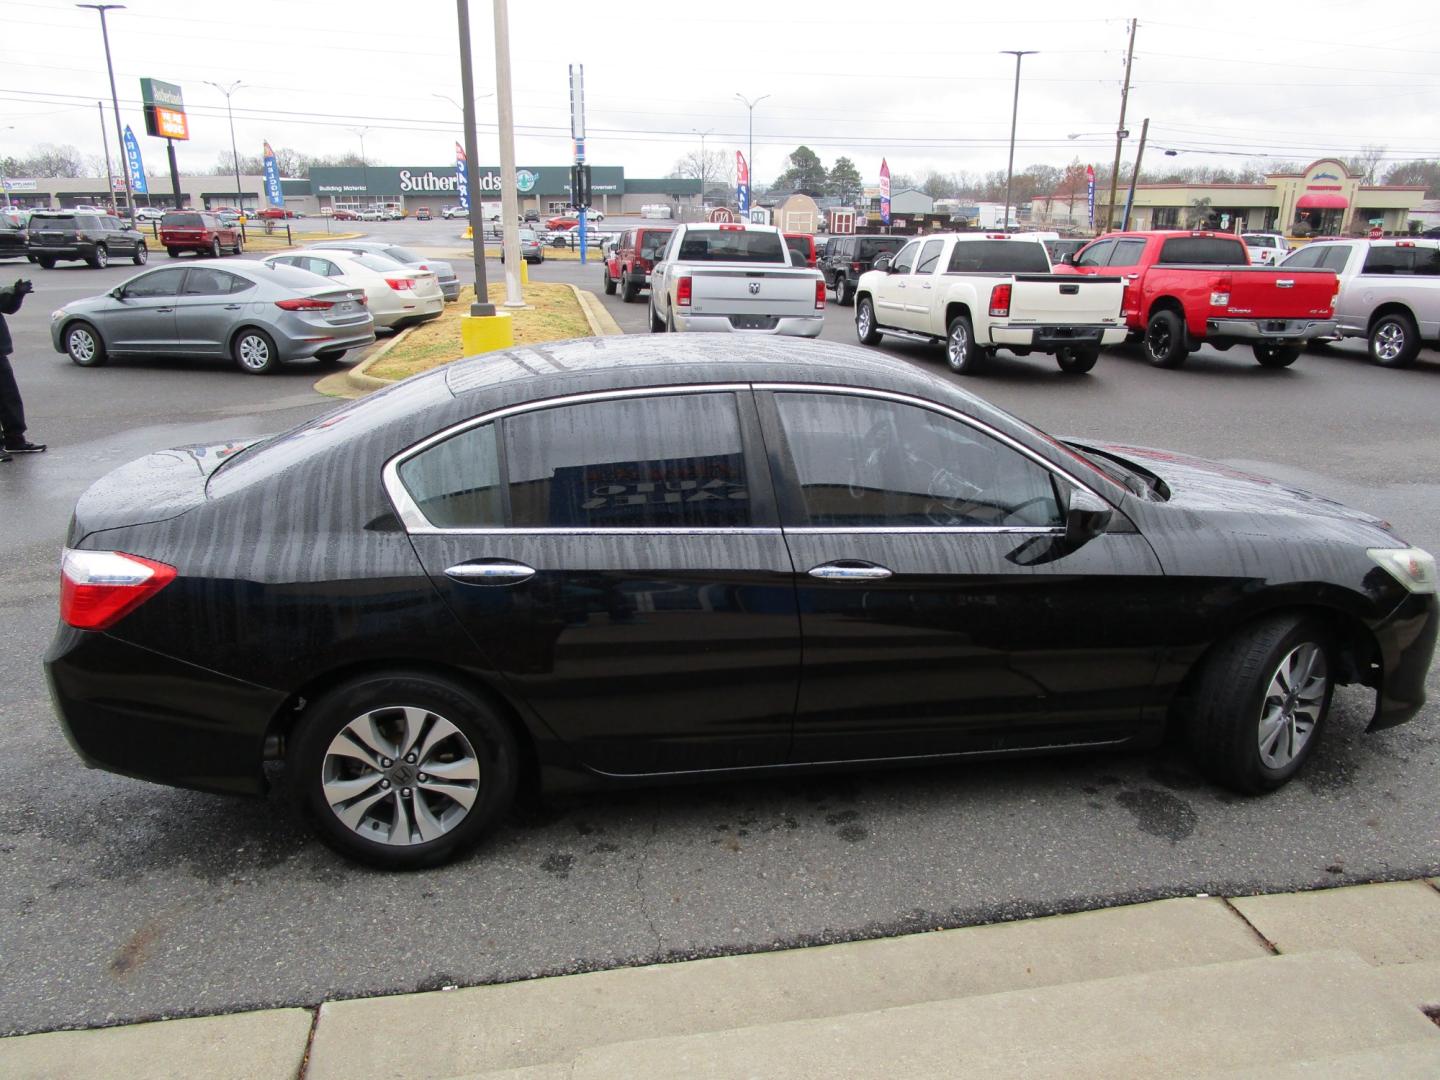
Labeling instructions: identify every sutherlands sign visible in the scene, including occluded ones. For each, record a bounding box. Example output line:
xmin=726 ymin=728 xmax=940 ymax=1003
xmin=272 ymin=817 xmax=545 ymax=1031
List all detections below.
xmin=310 ymin=165 xmax=622 ymax=197
xmin=140 ymin=78 xmax=189 ymax=141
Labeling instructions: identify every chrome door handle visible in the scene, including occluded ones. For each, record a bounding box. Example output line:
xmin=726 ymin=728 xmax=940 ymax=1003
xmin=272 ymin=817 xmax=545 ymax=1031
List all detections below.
xmin=156 ymin=307 xmax=173 ymax=313
xmin=1276 ymin=279 xmax=1294 ymax=287
xmin=223 ymin=304 xmax=242 ymax=310
xmin=444 ymin=560 xmax=537 ymax=585
xmin=1126 ymin=273 xmax=1139 ymax=280
xmin=807 ymin=560 xmax=893 ymax=581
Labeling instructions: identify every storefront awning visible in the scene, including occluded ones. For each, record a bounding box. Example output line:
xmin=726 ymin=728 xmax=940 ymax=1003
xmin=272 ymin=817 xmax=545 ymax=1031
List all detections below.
xmin=1296 ymin=193 xmax=1347 ymax=210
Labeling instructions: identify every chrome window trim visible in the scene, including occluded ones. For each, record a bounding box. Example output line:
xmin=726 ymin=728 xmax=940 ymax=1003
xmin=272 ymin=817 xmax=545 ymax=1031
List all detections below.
xmin=409 ymin=526 xmax=784 ymax=537
xmin=383 ymin=383 xmax=754 ymax=534
xmin=784 ymin=526 xmax=1062 ymax=535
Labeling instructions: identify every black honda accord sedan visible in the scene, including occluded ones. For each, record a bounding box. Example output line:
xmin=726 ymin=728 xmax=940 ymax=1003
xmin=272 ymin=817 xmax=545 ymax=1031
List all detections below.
xmin=46 ymin=337 xmax=1436 ymax=868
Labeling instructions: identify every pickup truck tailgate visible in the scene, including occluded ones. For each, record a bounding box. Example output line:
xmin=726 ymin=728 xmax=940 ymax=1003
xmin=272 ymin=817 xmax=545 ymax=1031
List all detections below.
xmin=1219 ymin=267 xmax=1337 ymax=319
xmin=688 ymin=267 xmax=818 ymax=317
xmin=1008 ymin=273 xmax=1125 ymax=325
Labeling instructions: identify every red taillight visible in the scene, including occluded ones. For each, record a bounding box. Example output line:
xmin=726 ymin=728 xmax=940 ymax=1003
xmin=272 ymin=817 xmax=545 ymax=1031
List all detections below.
xmin=677 ymin=276 xmax=693 ymax=306
xmin=719 ymin=224 xmax=745 ymax=231
xmin=989 ymin=283 xmax=1012 ymax=317
xmin=274 ymin=297 xmax=335 ymax=311
xmin=385 ymin=277 xmax=416 ymax=291
xmin=815 ymin=279 xmax=826 ymax=310
xmin=850 ymin=261 xmax=861 ymax=272
xmin=60 ymin=549 xmax=176 ymax=631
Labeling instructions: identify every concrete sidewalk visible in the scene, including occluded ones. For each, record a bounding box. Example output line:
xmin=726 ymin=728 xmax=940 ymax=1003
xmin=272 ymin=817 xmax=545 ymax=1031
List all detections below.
xmin=4 ymin=879 xmax=1438 ymax=1079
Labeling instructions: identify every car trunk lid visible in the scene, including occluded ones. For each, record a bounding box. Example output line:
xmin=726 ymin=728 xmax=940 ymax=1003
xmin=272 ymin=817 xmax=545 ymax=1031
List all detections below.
xmin=1005 ymin=274 xmax=1126 ymax=325
xmin=1218 ymin=267 xmax=1338 ymax=320
xmin=687 ymin=267 xmax=819 ymax=317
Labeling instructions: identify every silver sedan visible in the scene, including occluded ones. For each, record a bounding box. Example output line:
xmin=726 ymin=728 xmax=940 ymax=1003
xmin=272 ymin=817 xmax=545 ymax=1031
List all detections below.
xmin=49 ymin=259 xmax=376 ymax=375
xmin=315 ymin=240 xmax=461 ymax=301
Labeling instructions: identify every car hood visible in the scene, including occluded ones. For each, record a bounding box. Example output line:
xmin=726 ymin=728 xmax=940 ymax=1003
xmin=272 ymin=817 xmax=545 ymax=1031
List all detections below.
xmin=1075 ymin=441 xmax=1402 ymax=542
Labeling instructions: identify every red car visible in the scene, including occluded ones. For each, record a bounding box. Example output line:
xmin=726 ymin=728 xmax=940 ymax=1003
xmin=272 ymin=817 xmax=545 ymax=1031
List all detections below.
xmin=783 ymin=232 xmax=817 ymax=268
xmin=603 ymin=226 xmax=675 ymax=301
xmin=547 ymin=215 xmax=579 ymax=230
xmin=414 ymin=207 xmax=433 ymax=221
xmin=256 ymin=206 xmax=295 ymax=220
xmin=1060 ymin=230 xmax=1340 ymax=368
xmin=331 ymin=208 xmax=359 ymax=221
xmin=158 ymin=211 xmax=243 ymax=258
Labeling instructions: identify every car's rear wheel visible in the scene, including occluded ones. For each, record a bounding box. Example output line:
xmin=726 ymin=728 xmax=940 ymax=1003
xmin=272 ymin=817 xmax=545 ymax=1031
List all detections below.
xmin=88 ymin=244 xmax=108 ymax=269
xmin=1368 ymin=312 xmax=1420 ymax=368
xmin=1252 ymin=343 xmax=1300 ymax=368
xmin=1144 ymin=309 xmax=1189 ymax=368
xmin=1186 ymin=614 xmax=1334 ymax=793
xmin=945 ymin=315 xmax=982 ymax=374
xmin=856 ymin=297 xmax=881 ymax=345
xmin=649 ymin=297 xmax=665 ymax=333
xmin=233 ymin=327 xmax=279 ymax=374
xmin=621 ymin=273 xmax=639 ymax=302
xmin=1056 ymin=346 xmax=1099 ymax=374
xmin=37 ymin=256 xmax=56 ymax=270
xmin=233 ymin=235 xmax=244 ymax=255
xmin=287 ymin=673 xmax=519 ymax=869
xmin=133 ymin=242 xmax=148 ymax=265
xmin=602 ymin=266 xmax=616 ymax=295
xmin=64 ymin=322 xmax=107 ymax=367
xmin=210 ymin=238 xmax=222 ymax=258
xmin=166 ymin=247 xmax=180 ymax=258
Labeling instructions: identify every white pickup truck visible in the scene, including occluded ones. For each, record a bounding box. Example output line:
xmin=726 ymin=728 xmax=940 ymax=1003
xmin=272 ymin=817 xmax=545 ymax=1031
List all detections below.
xmin=854 ymin=233 xmax=1127 ymax=374
xmin=649 ymin=223 xmax=825 ymax=336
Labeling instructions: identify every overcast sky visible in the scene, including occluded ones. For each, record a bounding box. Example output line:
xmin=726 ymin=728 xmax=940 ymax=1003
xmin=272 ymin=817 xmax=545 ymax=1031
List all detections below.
xmin=3 ymin=0 xmax=1437 ymax=186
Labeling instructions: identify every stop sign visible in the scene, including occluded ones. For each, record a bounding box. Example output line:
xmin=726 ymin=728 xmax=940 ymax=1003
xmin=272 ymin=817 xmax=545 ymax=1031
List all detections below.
xmin=1368 ymin=226 xmax=1383 ymax=239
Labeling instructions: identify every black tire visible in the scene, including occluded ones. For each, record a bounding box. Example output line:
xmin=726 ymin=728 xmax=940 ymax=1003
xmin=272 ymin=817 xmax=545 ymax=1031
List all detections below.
xmin=855 ymin=296 xmax=881 ymax=346
xmin=37 ymin=256 xmax=56 ymax=270
xmin=1367 ymin=312 xmax=1420 ymax=368
xmin=233 ymin=235 xmax=244 ymax=255
xmin=286 ymin=672 xmax=519 ymax=870
xmin=833 ymin=274 xmax=853 ymax=306
xmin=1056 ymin=346 xmax=1099 ymax=374
xmin=945 ymin=315 xmax=982 ymax=374
xmin=232 ymin=327 xmax=279 ymax=374
xmin=1144 ymin=309 xmax=1189 ymax=368
xmin=166 ymin=247 xmax=180 ymax=259
xmin=1185 ymin=614 xmax=1335 ymax=794
xmin=665 ymin=303 xmax=676 ymax=333
xmin=603 ymin=267 xmax=616 ymax=295
xmin=649 ymin=297 xmax=666 ymax=333
xmin=88 ymin=244 xmax=108 ymax=269
xmin=133 ymin=242 xmax=148 ymax=266
xmin=64 ymin=321 xmax=107 ymax=367
xmin=1252 ymin=343 xmax=1300 ymax=368
xmin=210 ymin=238 xmax=222 ymax=258
xmin=621 ymin=273 xmax=639 ymax=302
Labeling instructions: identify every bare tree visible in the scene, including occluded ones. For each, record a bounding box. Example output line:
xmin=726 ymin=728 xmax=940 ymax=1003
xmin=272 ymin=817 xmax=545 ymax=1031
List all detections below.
xmin=1344 ymin=144 xmax=1386 ymax=185
xmin=668 ymin=149 xmax=733 ymax=198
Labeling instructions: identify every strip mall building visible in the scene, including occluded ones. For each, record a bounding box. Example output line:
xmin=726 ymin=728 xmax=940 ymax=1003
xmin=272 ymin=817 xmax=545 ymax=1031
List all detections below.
xmin=1032 ymin=159 xmax=1427 ymax=235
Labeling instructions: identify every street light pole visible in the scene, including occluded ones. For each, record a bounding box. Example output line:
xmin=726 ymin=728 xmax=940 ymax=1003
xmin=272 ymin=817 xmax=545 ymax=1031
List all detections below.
xmin=492 ymin=0 xmax=524 ymax=307
xmin=76 ymin=3 xmax=133 ymax=218
xmin=694 ymin=127 xmax=712 ymax=216
xmin=348 ymin=126 xmax=373 ymax=210
xmin=735 ymin=93 xmax=770 ymax=207
xmin=1000 ymin=49 xmax=1037 ymax=232
xmin=96 ymin=101 xmax=116 ymax=212
xmin=204 ymin=80 xmax=244 ymax=210
xmin=453 ymin=1 xmax=494 ymax=317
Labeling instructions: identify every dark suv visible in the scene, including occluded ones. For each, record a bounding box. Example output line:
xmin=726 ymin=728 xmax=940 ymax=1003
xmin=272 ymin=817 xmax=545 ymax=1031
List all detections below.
xmin=159 ymin=211 xmax=243 ymax=258
xmin=603 ymin=226 xmax=675 ymax=301
xmin=822 ymin=234 xmax=907 ymax=305
xmin=26 ymin=210 xmax=148 ymax=269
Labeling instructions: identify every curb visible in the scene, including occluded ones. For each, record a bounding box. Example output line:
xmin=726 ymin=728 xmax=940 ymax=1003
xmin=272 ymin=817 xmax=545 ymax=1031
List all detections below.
xmin=570 ymin=284 xmax=624 ymax=337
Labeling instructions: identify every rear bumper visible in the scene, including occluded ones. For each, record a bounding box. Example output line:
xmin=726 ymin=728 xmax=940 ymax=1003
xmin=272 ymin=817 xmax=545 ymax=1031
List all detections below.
xmin=28 ymin=243 xmax=92 ymax=260
xmin=276 ymin=325 xmax=377 ymax=360
xmin=44 ymin=626 xmax=286 ymax=797
xmin=1368 ymin=592 xmax=1438 ymax=732
xmin=1205 ymin=318 xmax=1336 ymax=344
xmin=672 ymin=311 xmax=825 ymax=337
xmin=990 ymin=324 xmax=1128 ymax=351
xmin=439 ymin=278 xmax=461 ymax=301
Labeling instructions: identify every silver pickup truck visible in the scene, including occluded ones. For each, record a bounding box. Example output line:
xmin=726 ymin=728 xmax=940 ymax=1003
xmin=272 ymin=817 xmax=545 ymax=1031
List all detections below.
xmin=1280 ymin=238 xmax=1440 ymax=367
xmin=649 ymin=223 xmax=825 ymax=336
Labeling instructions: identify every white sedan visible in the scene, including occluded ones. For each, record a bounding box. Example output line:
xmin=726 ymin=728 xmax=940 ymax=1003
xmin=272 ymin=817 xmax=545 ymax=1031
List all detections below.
xmin=262 ymin=249 xmax=444 ymax=330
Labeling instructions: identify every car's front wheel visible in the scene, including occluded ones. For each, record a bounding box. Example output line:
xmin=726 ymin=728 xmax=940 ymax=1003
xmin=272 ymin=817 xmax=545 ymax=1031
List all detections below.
xmin=1368 ymin=312 xmax=1420 ymax=368
xmin=133 ymin=242 xmax=148 ymax=265
xmin=1186 ymin=614 xmax=1334 ymax=793
xmin=65 ymin=322 xmax=107 ymax=367
xmin=856 ymin=296 xmax=881 ymax=346
xmin=287 ymin=673 xmax=519 ymax=869
xmin=233 ymin=327 xmax=279 ymax=374
xmin=1252 ymin=343 xmax=1300 ymax=368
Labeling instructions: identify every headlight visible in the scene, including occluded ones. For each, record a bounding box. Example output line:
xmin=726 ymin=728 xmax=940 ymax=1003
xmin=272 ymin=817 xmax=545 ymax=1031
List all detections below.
xmin=50 ymin=309 xmax=66 ymax=321
xmin=1368 ymin=547 xmax=1437 ymax=594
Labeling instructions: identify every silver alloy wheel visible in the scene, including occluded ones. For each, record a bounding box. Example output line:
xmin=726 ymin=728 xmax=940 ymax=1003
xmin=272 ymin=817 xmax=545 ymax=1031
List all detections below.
xmin=95 ymin=245 xmax=107 ymax=267
xmin=68 ymin=328 xmax=96 ymax=362
xmin=947 ymin=321 xmax=969 ymax=367
xmin=857 ymin=302 xmax=872 ymax=338
xmin=1373 ymin=321 xmax=1405 ymax=362
xmin=321 ymin=706 xmax=481 ymax=846
xmin=1257 ymin=641 xmax=1328 ymax=769
xmin=237 ymin=333 xmax=271 ymax=370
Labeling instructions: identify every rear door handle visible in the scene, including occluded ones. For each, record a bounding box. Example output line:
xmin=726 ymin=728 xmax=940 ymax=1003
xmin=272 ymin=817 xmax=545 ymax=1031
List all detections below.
xmin=807 ymin=560 xmax=893 ymax=581
xmin=155 ymin=307 xmax=173 ymax=313
xmin=1276 ymin=279 xmax=1294 ymax=288
xmin=223 ymin=304 xmax=242 ymax=310
xmin=444 ymin=559 xmax=537 ymax=586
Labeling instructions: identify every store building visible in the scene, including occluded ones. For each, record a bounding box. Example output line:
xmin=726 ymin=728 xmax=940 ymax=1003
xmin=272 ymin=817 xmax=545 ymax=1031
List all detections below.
xmin=1032 ymin=159 xmax=1427 ymax=236
xmin=0 ymin=173 xmax=287 ymax=213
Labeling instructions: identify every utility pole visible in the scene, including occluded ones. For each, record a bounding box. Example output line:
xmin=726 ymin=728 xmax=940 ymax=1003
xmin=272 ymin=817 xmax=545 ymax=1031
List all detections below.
xmin=454 ymin=0 xmax=494 ymax=317
xmin=694 ymin=128 xmax=713 ymax=217
xmin=77 ymin=3 xmax=134 ymax=219
xmin=204 ymin=81 xmax=244 ymax=210
xmin=493 ymin=0 xmax=524 ymax=307
xmin=1000 ymin=49 xmax=1037 ymax=232
xmin=1120 ymin=117 xmax=1149 ymax=231
xmin=1105 ymin=17 xmax=1138 ymax=232
xmin=97 ymin=101 xmax=116 ymax=212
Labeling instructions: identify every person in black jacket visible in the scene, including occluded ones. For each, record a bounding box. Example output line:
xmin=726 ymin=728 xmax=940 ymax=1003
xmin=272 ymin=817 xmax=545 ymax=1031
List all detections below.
xmin=0 ymin=278 xmax=46 ymax=463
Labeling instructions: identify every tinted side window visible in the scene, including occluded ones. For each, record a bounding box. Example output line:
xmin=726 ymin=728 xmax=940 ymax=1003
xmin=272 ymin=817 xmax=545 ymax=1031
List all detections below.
xmin=915 ymin=239 xmax=945 ymax=274
xmin=1362 ymin=247 xmax=1411 ymax=275
xmin=1157 ymin=237 xmax=1248 ymax=265
xmin=505 ymin=394 xmax=752 ymax=529
xmin=891 ymin=241 xmax=921 ymax=274
xmin=1279 ymin=246 xmax=1323 ymax=269
xmin=1412 ymin=247 xmax=1440 ymax=276
xmin=1320 ymin=246 xmax=1353 ymax=272
xmin=398 ymin=423 xmax=503 ymax=528
xmin=123 ymin=268 xmax=186 ymax=297
xmin=183 ymin=268 xmax=251 ymax=295
xmin=773 ymin=393 xmax=1063 ymax=528
xmin=1075 ymin=239 xmax=1115 ymax=268
xmin=1107 ymin=239 xmax=1148 ymax=266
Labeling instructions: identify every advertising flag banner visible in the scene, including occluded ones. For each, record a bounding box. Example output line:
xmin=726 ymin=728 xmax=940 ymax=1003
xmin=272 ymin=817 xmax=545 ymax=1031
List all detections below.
xmin=736 ymin=151 xmax=750 ymax=213
xmin=122 ymin=126 xmax=148 ymax=195
xmin=879 ymin=158 xmax=891 ymax=225
xmin=455 ymin=142 xmax=470 ymax=210
xmin=1086 ymin=164 xmax=1095 ymax=226
xmin=263 ymin=142 xmax=283 ymax=206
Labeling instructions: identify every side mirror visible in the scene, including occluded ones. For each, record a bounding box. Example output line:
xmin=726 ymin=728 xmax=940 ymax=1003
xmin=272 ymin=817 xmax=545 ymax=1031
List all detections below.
xmin=1065 ymin=487 xmax=1112 ymax=544
xmin=110 ymin=287 xmax=126 ymax=300
xmin=1059 ymin=252 xmax=1076 ymax=265
xmin=872 ymin=253 xmax=894 ymax=273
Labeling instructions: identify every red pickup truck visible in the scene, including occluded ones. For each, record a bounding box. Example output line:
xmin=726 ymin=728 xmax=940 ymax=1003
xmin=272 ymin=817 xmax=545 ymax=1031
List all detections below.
xmin=1059 ymin=231 xmax=1338 ymax=368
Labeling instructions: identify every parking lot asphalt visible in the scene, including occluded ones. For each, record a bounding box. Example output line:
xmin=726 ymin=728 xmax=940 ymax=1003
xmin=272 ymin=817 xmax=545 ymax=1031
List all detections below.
xmin=1 ymin=221 xmax=1437 ymax=1036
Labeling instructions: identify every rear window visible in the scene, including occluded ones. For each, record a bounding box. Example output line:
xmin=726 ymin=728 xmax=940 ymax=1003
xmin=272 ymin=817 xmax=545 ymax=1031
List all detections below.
xmin=638 ymin=230 xmax=671 ymax=257
xmin=784 ymin=235 xmax=813 ymax=257
xmin=1243 ymin=234 xmax=1278 ymax=248
xmin=252 ymin=262 xmax=330 ymax=289
xmin=162 ymin=212 xmax=204 ymax=228
xmin=351 ymin=252 xmax=405 ymax=272
xmin=1157 ymin=237 xmax=1248 ymax=265
xmin=31 ymin=214 xmax=77 ymax=227
xmin=946 ymin=240 xmax=1051 ymax=273
xmin=677 ymin=229 xmax=787 ymax=263
xmin=856 ymin=237 xmax=905 ymax=259
xmin=380 ymin=246 xmax=424 ymax=264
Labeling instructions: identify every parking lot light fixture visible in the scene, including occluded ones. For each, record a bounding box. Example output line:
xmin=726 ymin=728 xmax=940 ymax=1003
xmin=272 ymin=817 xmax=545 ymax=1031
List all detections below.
xmin=694 ymin=128 xmax=713 ymax=214
xmin=735 ymin=93 xmax=770 ymax=209
xmin=76 ymin=4 xmax=133 ymax=220
xmin=1000 ymin=50 xmax=1037 ymax=233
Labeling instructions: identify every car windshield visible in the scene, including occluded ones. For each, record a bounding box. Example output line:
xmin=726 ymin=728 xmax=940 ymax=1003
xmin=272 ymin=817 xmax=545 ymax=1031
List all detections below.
xmin=163 ymin=212 xmax=205 ymax=227
xmin=677 ymin=229 xmax=787 ymax=263
xmin=519 ymin=229 xmax=537 ymax=241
